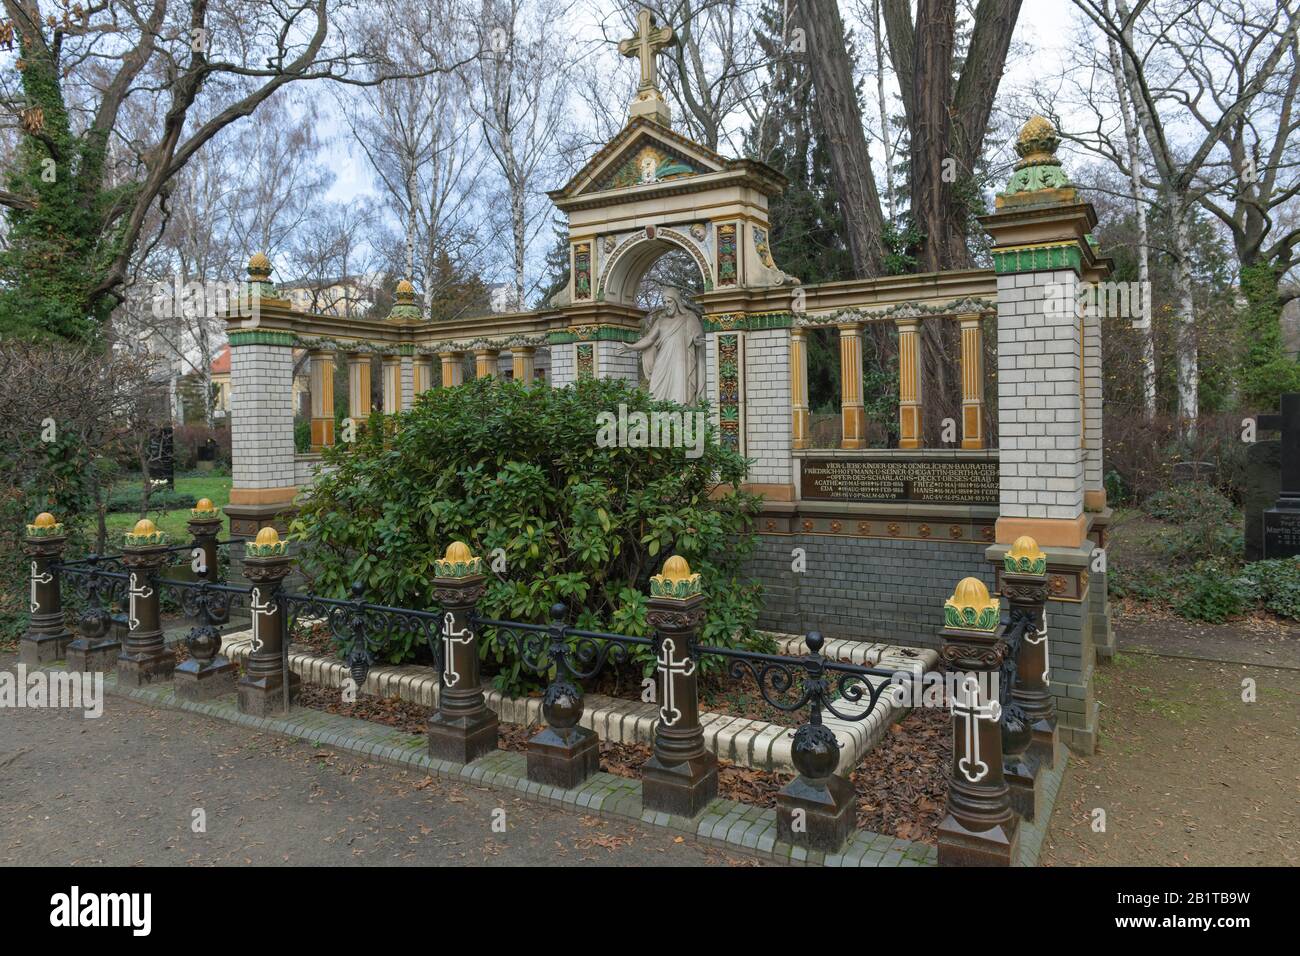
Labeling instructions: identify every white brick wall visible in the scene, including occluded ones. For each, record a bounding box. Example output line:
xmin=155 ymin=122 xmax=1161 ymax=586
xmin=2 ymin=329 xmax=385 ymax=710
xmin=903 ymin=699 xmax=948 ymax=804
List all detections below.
xmin=742 ymin=328 xmax=792 ymax=484
xmin=400 ymin=356 xmax=414 ymax=410
xmin=597 ymin=340 xmax=639 ymax=385
xmin=230 ymin=343 xmax=296 ymax=489
xmin=1083 ymin=301 xmax=1103 ymax=492
xmin=550 ymin=343 xmax=575 ymax=387
xmin=995 ymin=271 xmax=1084 ymax=519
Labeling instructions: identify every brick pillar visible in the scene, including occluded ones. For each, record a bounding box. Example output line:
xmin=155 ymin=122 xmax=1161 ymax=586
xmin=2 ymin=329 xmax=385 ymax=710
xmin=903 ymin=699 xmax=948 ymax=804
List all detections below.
xmin=439 ymin=351 xmax=465 ymax=388
xmin=308 ymin=349 xmax=335 ymax=450
xmin=427 ymin=542 xmax=498 ymax=763
xmin=117 ymin=519 xmax=175 ymax=688
xmin=237 ymin=527 xmax=299 ymax=715
xmin=979 ymin=115 xmax=1112 ymax=756
xmin=959 ymin=313 xmax=985 ymax=449
xmin=790 ymin=328 xmax=811 ymax=449
xmin=226 ymin=329 xmax=297 ymax=537
xmin=175 ymin=500 xmax=238 ymax=700
xmin=937 ymin=577 xmax=1018 ymax=866
xmin=400 ymin=354 xmax=415 ymax=410
xmin=642 ymin=556 xmax=717 ymax=817
xmin=20 ymin=513 xmax=72 ymax=665
xmin=512 ymin=346 xmax=536 ymax=385
xmin=896 ymin=317 xmax=922 ymax=448
xmin=838 ymin=323 xmax=865 ymax=448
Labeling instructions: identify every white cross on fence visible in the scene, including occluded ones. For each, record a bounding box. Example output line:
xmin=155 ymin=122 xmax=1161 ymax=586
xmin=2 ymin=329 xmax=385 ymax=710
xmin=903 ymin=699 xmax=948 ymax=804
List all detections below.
xmin=441 ymin=612 xmax=474 ymax=688
xmin=249 ymin=587 xmax=276 ymax=653
xmin=127 ymin=573 xmax=153 ymax=631
xmin=656 ymin=638 xmax=695 ymax=726
xmin=1025 ymin=609 xmax=1050 ymax=683
xmin=29 ymin=561 xmax=51 ymax=613
xmin=952 ymin=675 xmax=1001 ymax=783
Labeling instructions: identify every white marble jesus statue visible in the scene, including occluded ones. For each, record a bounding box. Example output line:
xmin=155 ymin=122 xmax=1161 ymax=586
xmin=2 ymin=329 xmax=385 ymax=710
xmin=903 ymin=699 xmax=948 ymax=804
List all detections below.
xmin=623 ymin=285 xmax=706 ymax=404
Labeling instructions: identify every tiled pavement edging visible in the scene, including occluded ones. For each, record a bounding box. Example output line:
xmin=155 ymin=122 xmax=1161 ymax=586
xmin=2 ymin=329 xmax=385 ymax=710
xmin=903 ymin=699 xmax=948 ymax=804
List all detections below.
xmin=37 ymin=659 xmax=1064 ymax=866
xmin=221 ymin=631 xmax=940 ymax=776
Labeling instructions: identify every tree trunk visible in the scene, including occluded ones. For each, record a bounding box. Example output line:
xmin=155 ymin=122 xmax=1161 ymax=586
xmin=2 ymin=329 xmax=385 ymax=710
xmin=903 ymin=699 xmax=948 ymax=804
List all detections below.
xmin=801 ymin=0 xmax=886 ymax=276
xmin=1170 ymin=197 xmax=1199 ymax=432
xmin=909 ymin=0 xmax=956 ymax=273
xmin=1106 ymin=26 xmax=1156 ymax=420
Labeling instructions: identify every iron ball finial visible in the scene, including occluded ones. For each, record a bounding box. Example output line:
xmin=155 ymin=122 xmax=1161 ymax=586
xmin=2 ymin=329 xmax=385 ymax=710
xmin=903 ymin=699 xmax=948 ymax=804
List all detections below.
xmin=549 ymin=602 xmax=567 ymax=624
xmin=806 ymin=630 xmax=824 ymax=655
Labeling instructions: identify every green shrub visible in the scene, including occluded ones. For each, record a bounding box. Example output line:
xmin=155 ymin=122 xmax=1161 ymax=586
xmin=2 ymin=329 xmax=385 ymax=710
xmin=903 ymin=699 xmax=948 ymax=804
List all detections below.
xmin=105 ymin=487 xmax=197 ymax=514
xmin=1236 ymin=558 xmax=1300 ymax=621
xmin=1143 ymin=482 xmax=1235 ymax=524
xmin=292 ymin=377 xmax=764 ymax=693
xmin=1174 ymin=563 xmax=1247 ymax=623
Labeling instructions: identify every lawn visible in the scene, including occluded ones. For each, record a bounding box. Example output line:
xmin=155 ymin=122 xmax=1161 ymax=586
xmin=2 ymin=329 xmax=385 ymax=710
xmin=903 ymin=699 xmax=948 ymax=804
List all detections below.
xmin=103 ymin=473 xmax=233 ymax=543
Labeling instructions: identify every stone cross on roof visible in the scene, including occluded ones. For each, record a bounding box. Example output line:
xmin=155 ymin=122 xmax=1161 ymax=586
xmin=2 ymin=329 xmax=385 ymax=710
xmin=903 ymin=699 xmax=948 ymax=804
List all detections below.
xmin=619 ymin=9 xmax=676 ymax=125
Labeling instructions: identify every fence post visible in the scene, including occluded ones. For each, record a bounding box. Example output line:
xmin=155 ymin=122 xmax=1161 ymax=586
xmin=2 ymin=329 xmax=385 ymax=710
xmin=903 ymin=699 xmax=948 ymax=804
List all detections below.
xmin=237 ymin=527 xmax=298 ymax=715
xmin=936 ymin=576 xmax=1019 ymax=866
xmin=427 ymin=542 xmax=498 ymax=763
xmin=66 ymin=554 xmax=122 ymax=672
xmin=20 ymin=513 xmax=73 ymax=665
xmin=175 ymin=500 xmax=238 ymax=700
xmin=188 ymin=498 xmax=222 ymax=584
xmin=776 ymin=631 xmax=856 ymax=852
xmin=117 ymin=519 xmax=175 ymax=688
xmin=1002 ymin=536 xmax=1059 ymax=794
xmin=642 ymin=555 xmax=717 ymax=817
xmin=527 ymin=603 xmax=600 ymax=788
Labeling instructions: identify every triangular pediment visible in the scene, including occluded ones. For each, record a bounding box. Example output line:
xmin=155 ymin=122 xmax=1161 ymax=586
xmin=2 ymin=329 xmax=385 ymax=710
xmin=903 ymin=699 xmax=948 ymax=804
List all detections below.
xmin=552 ymin=118 xmax=730 ymax=200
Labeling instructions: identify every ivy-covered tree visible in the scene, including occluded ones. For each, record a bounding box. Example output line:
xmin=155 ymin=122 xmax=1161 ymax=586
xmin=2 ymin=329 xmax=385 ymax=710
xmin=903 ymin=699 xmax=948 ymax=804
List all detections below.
xmin=0 ymin=0 xmax=474 ymax=343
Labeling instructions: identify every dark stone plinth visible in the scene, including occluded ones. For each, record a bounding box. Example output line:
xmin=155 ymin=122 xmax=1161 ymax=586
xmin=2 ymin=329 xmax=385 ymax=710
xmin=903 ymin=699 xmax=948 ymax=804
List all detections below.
xmin=1263 ymin=507 xmax=1300 ymax=559
xmin=527 ymin=725 xmax=599 ymax=789
xmin=237 ymin=670 xmax=301 ymax=716
xmin=1244 ymin=440 xmax=1281 ymax=561
xmin=1004 ymin=756 xmax=1042 ymax=821
xmin=116 ymin=647 xmax=175 ymax=688
xmin=1030 ymin=723 xmax=1062 ymax=771
xmin=427 ymin=709 xmax=499 ymax=764
xmin=66 ymin=638 xmax=121 ymax=673
xmin=776 ymin=773 xmax=856 ymax=852
xmin=937 ymin=814 xmax=1019 ymax=867
xmin=642 ymin=752 xmax=718 ymax=818
xmin=174 ymin=657 xmax=239 ymax=701
xmin=19 ymin=632 xmax=71 ymax=666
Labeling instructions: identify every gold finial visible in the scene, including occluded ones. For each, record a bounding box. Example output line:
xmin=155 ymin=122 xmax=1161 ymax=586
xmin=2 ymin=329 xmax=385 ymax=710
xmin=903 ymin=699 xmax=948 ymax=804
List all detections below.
xmin=247 ymin=251 xmax=272 ymax=280
xmin=246 ymin=525 xmax=288 ymax=557
xmin=26 ymin=512 xmax=64 ymax=536
xmin=435 ymin=540 xmax=482 ymax=578
xmin=33 ymin=512 xmax=56 ymax=528
xmin=1005 ymin=535 xmax=1048 ymax=575
xmin=944 ymin=576 xmax=1000 ymax=631
xmin=388 ymin=278 xmax=421 ymax=321
xmin=254 ymin=526 xmax=280 ymax=546
xmin=124 ymin=517 xmax=166 ymax=547
xmin=650 ymin=554 xmax=702 ymax=598
xmin=1014 ymin=115 xmax=1061 ymax=168
xmin=195 ymin=498 xmax=214 ymax=511
xmin=395 ymin=278 xmax=414 ymax=298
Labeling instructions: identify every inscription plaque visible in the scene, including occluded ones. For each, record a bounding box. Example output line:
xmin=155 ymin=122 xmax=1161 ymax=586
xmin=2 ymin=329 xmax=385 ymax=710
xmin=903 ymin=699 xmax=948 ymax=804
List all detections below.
xmin=800 ymin=458 xmax=999 ymax=505
xmin=1263 ymin=509 xmax=1300 ymax=560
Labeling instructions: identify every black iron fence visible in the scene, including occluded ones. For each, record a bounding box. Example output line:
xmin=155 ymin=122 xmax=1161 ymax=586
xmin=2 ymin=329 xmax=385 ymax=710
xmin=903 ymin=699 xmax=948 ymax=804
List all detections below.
xmin=18 ymin=512 xmax=1060 ymax=863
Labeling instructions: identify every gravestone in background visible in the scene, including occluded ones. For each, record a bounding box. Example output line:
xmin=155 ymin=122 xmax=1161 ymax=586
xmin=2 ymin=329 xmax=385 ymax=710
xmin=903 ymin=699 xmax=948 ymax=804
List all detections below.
xmin=1244 ymin=441 xmax=1281 ymax=561
xmin=1257 ymin=393 xmax=1300 ymax=560
xmin=147 ymin=425 xmax=175 ymax=491
xmin=1171 ymin=460 xmax=1215 ymax=485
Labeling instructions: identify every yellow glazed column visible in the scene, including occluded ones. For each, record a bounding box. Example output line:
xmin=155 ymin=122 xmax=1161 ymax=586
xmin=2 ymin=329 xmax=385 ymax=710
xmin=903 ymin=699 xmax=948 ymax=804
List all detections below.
xmin=838 ymin=323 xmax=866 ymax=449
xmin=414 ymin=355 xmax=434 ymax=395
xmin=790 ymin=328 xmax=811 ymax=449
xmin=308 ymin=350 xmax=335 ymax=449
xmin=347 ymin=352 xmax=371 ymax=421
xmin=474 ymin=348 xmax=499 ymax=380
xmin=512 ymin=346 xmax=536 ymax=385
xmin=381 ymin=355 xmax=402 ymax=413
xmin=439 ymin=351 xmax=464 ymax=388
xmin=896 ymin=318 xmax=922 ymax=449
xmin=959 ymin=313 xmax=985 ymax=449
